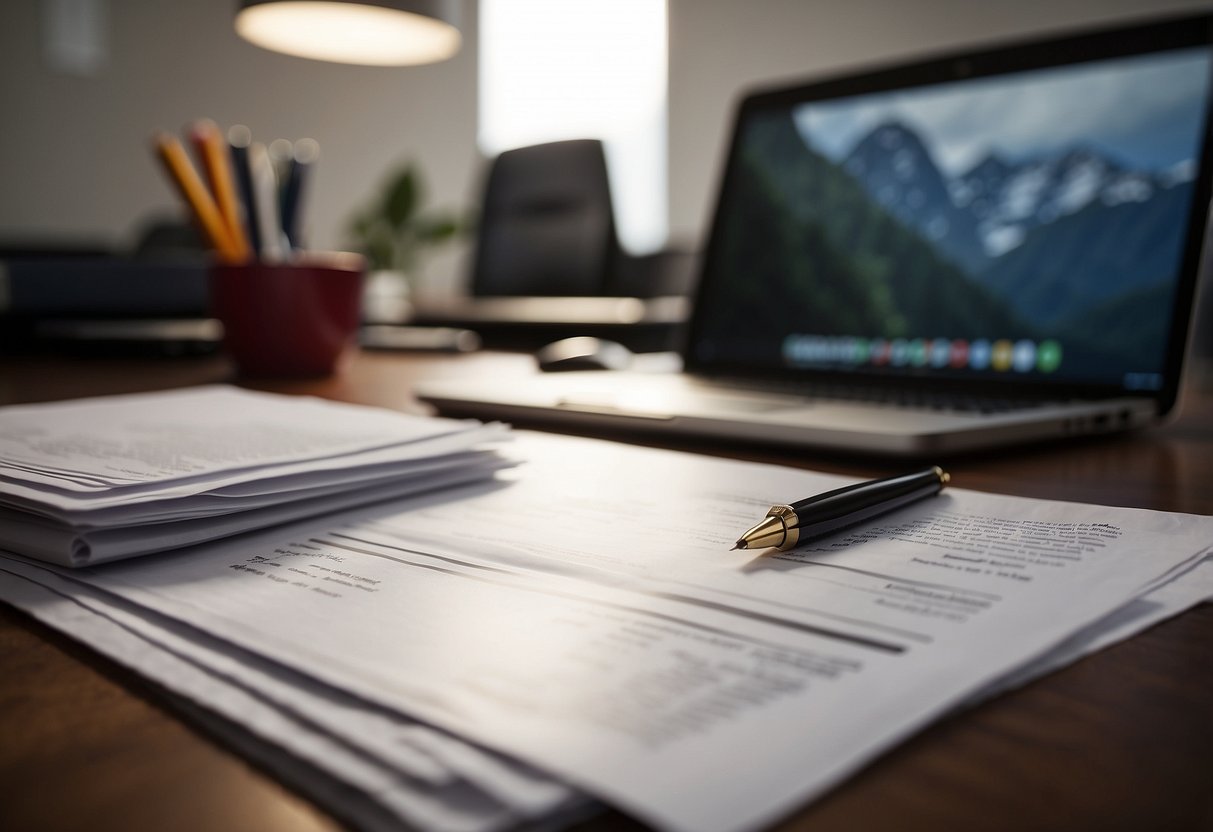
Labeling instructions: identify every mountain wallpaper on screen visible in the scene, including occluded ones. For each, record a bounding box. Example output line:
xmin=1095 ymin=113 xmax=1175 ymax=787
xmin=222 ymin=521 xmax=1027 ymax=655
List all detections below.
xmin=698 ymin=109 xmax=1196 ymax=376
xmin=840 ymin=120 xmax=1194 ymax=332
xmin=698 ymin=112 xmax=1026 ymax=354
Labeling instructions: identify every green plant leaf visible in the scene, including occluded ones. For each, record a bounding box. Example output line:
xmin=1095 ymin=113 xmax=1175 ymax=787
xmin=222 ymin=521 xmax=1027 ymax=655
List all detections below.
xmin=347 ymin=160 xmax=471 ymax=272
xmin=363 ymin=224 xmax=397 ymax=272
xmin=415 ymin=216 xmax=462 ymax=243
xmin=348 ymin=212 xmax=374 ymax=237
xmin=384 ymin=166 xmax=421 ymax=229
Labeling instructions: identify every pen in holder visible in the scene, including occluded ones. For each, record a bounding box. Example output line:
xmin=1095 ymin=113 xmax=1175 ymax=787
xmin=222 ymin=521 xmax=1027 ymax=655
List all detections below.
xmin=210 ymin=254 xmax=366 ymax=378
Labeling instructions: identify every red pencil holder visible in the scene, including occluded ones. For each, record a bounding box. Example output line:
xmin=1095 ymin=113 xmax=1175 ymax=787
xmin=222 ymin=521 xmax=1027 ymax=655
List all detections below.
xmin=211 ymin=254 xmax=365 ymax=377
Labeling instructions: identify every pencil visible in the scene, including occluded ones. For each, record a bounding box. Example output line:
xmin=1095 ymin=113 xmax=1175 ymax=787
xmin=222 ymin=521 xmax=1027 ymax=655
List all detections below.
xmin=153 ymin=131 xmax=242 ymax=263
xmin=190 ymin=119 xmax=251 ymax=261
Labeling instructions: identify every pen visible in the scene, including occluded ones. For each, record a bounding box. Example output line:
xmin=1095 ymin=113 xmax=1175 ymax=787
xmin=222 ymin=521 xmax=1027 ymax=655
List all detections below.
xmin=279 ymin=137 xmax=319 ymax=250
xmin=732 ymin=466 xmax=950 ymax=551
xmin=248 ymin=141 xmax=287 ymax=261
xmin=227 ymin=124 xmax=261 ymax=256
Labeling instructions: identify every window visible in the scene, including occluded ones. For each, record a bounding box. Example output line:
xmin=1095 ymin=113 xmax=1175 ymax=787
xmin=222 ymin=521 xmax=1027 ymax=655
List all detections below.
xmin=478 ymin=0 xmax=668 ymax=254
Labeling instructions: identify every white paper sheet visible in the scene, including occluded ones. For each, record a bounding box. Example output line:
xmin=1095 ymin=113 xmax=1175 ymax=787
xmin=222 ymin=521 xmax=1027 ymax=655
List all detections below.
xmin=5 ymin=549 xmax=1208 ymax=831
xmin=975 ymin=554 xmax=1213 ymax=698
xmin=12 ymin=431 xmax=1209 ymax=832
xmin=2 ymin=424 xmax=510 ymax=518
xmin=0 ymin=562 xmax=586 ymax=831
xmin=3 ymin=458 xmax=512 ymax=567
xmin=0 ymin=387 xmax=511 ymax=566
xmin=0 ymin=386 xmax=481 ymax=490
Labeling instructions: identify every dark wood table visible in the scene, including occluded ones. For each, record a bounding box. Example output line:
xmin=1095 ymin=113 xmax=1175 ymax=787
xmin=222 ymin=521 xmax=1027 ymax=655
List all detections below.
xmin=3 ymin=350 xmax=1211 ymax=832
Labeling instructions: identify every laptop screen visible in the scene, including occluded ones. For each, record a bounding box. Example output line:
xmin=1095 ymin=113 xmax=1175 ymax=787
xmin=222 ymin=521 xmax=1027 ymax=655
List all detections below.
xmin=688 ymin=16 xmax=1213 ymax=406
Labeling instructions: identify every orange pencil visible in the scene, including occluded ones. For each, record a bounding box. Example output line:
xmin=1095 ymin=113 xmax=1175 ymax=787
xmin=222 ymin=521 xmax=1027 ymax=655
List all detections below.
xmin=189 ymin=119 xmax=251 ymax=261
xmin=153 ymin=131 xmax=242 ymax=263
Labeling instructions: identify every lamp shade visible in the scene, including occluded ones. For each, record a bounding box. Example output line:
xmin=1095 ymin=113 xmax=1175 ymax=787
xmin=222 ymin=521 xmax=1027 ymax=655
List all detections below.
xmin=235 ymin=0 xmax=461 ymax=66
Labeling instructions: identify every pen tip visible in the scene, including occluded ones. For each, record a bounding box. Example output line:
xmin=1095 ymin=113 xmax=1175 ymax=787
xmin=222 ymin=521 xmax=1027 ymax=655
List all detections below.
xmin=731 ymin=541 xmax=746 ymax=551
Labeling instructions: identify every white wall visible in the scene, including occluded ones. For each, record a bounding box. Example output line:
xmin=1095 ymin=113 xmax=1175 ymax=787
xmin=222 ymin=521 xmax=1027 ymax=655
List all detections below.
xmin=1 ymin=0 xmax=1209 ymax=278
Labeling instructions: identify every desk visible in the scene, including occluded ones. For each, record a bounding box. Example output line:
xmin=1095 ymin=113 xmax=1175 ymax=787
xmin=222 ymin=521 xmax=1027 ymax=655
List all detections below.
xmin=2 ymin=350 xmax=1211 ymax=831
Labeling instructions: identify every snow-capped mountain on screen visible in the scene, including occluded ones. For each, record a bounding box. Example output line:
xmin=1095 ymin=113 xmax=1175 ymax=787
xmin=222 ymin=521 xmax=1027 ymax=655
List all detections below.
xmin=840 ymin=120 xmax=1194 ymax=270
xmin=952 ymin=146 xmax=1192 ymax=257
xmin=842 ymin=122 xmax=987 ymax=271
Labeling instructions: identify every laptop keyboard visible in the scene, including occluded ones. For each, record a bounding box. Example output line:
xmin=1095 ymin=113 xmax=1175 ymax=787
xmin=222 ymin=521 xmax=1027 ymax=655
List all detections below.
xmin=700 ymin=378 xmax=1050 ymax=415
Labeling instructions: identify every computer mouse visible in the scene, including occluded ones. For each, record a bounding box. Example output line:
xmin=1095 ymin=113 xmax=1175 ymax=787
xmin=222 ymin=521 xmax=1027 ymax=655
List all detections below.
xmin=534 ymin=336 xmax=634 ymax=372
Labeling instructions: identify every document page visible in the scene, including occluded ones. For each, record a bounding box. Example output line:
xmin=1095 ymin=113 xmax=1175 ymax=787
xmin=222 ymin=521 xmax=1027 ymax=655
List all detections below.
xmin=0 ymin=387 xmax=509 ymax=566
xmin=0 ymin=560 xmax=581 ymax=832
xmin=16 ymin=432 xmax=1213 ymax=832
xmin=359 ymin=435 xmax=1211 ymax=661
xmin=0 ymin=386 xmax=479 ymax=491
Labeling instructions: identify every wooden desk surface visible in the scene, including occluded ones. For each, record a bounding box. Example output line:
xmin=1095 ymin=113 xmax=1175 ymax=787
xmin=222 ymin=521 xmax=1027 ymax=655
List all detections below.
xmin=2 ymin=350 xmax=1211 ymax=832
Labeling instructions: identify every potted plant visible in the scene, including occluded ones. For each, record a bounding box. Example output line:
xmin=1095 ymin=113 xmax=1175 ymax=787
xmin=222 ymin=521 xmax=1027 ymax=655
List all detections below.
xmin=347 ymin=162 xmax=466 ymax=320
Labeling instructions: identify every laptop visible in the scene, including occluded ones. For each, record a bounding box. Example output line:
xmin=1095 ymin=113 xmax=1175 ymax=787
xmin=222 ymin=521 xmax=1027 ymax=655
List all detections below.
xmin=417 ymin=14 xmax=1213 ymax=456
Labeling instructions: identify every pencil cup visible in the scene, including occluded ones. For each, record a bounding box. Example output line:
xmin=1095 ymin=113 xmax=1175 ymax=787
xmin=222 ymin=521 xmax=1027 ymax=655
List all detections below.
xmin=211 ymin=254 xmax=365 ymax=377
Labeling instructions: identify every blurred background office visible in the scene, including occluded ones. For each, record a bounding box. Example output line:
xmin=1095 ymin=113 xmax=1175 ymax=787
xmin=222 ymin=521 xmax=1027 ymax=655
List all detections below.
xmin=0 ymin=0 xmax=1207 ymax=299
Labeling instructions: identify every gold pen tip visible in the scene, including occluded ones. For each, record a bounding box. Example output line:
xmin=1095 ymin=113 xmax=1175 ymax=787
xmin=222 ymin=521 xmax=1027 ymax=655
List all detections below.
xmin=731 ymin=541 xmax=746 ymax=551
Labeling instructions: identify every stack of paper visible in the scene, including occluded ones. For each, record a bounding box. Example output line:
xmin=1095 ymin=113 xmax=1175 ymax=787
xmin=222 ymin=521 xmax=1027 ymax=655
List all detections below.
xmin=0 ymin=386 xmax=512 ymax=567
xmin=2 ymin=396 xmax=1212 ymax=832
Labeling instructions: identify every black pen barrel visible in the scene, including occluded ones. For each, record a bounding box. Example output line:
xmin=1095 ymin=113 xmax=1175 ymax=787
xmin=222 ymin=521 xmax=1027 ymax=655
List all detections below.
xmin=791 ymin=467 xmax=947 ymax=539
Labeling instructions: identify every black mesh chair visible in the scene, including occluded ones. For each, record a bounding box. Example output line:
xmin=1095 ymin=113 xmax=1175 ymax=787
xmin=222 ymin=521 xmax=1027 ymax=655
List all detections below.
xmin=470 ymin=139 xmax=618 ymax=297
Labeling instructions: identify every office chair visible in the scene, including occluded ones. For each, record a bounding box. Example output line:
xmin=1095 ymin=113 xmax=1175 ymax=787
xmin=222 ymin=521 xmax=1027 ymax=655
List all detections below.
xmin=470 ymin=139 xmax=618 ymax=297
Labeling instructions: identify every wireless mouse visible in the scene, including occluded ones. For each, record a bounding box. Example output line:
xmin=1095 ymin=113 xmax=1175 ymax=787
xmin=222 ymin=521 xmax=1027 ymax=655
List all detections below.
xmin=534 ymin=336 xmax=634 ymax=372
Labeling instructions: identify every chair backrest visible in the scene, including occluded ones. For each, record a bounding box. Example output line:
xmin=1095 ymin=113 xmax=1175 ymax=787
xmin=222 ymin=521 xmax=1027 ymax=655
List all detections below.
xmin=470 ymin=139 xmax=617 ymax=297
